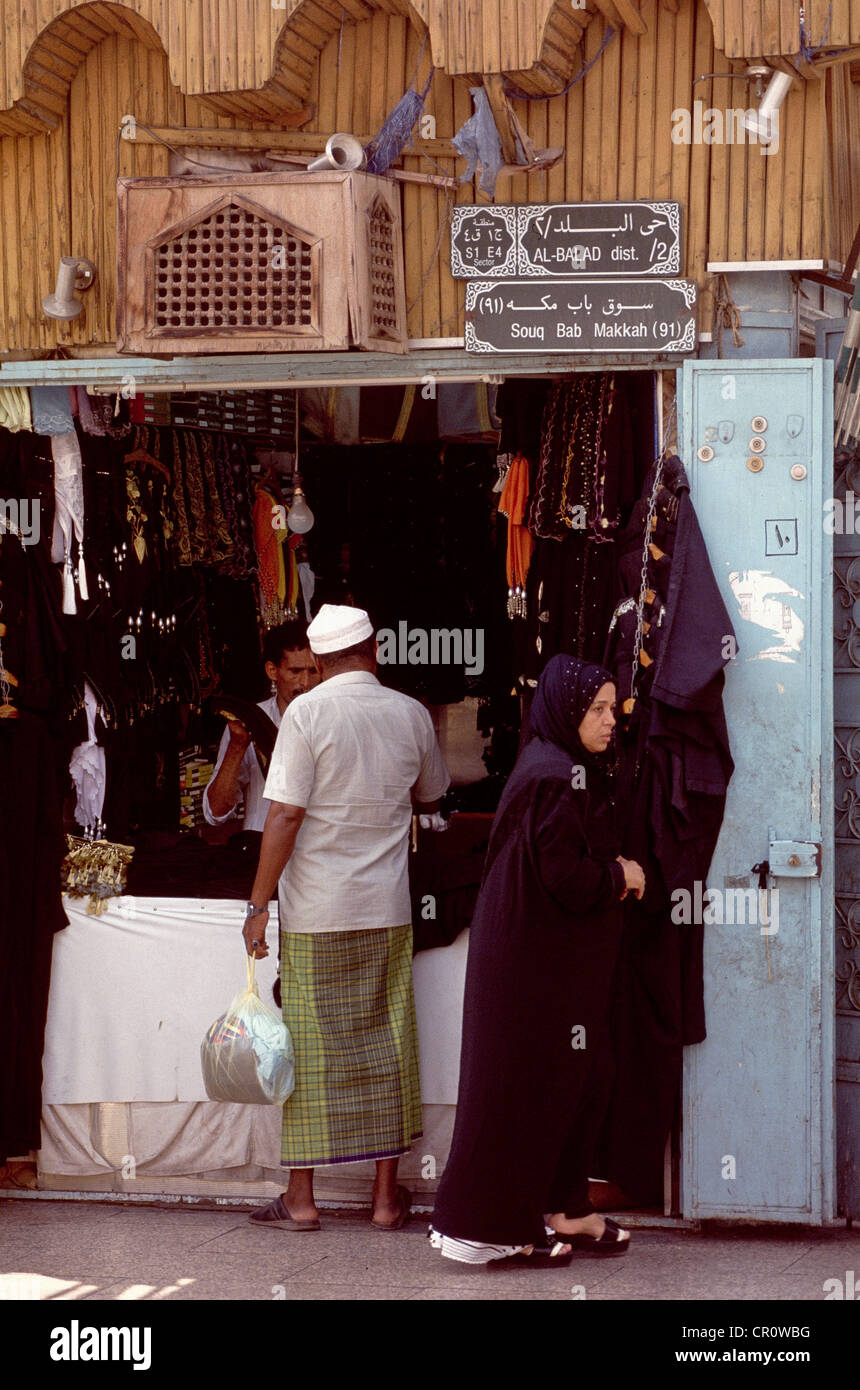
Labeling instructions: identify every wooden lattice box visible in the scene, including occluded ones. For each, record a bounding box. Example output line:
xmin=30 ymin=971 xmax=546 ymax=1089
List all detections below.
xmin=117 ymin=170 xmax=408 ymax=356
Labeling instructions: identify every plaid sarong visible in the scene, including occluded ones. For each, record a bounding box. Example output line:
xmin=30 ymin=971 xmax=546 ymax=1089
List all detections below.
xmin=279 ymin=924 xmax=422 ymax=1167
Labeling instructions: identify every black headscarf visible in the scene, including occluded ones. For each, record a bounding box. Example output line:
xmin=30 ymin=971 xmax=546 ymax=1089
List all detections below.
xmin=528 ymin=654 xmax=616 ymax=765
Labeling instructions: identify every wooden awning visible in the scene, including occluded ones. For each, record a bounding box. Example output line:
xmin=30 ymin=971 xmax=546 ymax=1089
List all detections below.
xmin=2 ymin=0 xmax=858 ymax=138
xmin=0 ymin=0 xmax=663 ymax=135
xmin=706 ymin=0 xmax=860 ymax=61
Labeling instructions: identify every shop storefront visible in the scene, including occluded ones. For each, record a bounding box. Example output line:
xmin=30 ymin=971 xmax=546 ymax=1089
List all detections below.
xmin=0 ymin=350 xmax=685 ymax=1215
xmin=0 ymin=339 xmax=842 ymax=1227
xmin=0 ymin=0 xmax=858 ymax=1229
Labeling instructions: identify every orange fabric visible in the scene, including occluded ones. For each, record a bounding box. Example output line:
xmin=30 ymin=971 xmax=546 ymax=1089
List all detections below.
xmin=498 ymin=453 xmax=534 ymax=592
xmin=254 ymin=485 xmax=287 ymax=616
xmin=287 ymin=533 xmax=301 ymax=612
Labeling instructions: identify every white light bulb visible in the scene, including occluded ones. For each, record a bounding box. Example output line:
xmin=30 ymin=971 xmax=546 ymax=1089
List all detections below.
xmin=287 ymin=485 xmax=314 ymax=534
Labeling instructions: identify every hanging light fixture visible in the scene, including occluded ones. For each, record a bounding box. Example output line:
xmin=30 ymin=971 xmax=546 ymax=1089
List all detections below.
xmin=286 ymin=402 xmax=314 ymax=533
xmin=286 ymin=477 xmax=314 ymax=533
xmin=742 ymin=69 xmax=793 ymax=144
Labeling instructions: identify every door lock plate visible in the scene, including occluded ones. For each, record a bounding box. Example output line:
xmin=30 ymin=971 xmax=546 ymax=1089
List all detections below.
xmin=768 ymin=839 xmax=821 ymax=877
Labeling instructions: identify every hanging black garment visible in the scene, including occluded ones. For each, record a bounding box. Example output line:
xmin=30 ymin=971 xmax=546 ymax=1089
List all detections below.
xmin=0 ymin=526 xmax=70 ymax=1159
xmin=0 ymin=713 xmax=68 ymax=1158
xmin=598 ymin=455 xmax=735 ymax=1204
xmin=431 ymin=657 xmax=626 ymax=1247
xmin=495 ymin=377 xmax=550 ymax=460
xmin=0 ymin=429 xmax=56 ymax=548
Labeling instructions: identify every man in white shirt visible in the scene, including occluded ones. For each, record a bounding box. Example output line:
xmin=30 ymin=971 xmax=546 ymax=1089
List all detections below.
xmin=243 ymin=603 xmax=449 ymax=1232
xmin=203 ymin=620 xmax=317 ymax=833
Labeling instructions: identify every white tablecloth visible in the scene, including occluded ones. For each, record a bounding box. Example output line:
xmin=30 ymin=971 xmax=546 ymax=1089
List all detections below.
xmin=44 ymin=896 xmax=467 ymax=1104
xmin=43 ymin=897 xmax=281 ymax=1103
xmin=39 ymin=896 xmax=468 ymax=1192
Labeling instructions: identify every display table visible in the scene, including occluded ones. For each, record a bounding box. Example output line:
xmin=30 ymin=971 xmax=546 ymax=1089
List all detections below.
xmin=39 ymin=896 xmax=468 ymax=1204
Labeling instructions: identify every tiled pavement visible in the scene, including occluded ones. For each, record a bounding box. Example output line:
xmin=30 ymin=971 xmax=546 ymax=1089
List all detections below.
xmin=1 ymin=1197 xmax=858 ymax=1302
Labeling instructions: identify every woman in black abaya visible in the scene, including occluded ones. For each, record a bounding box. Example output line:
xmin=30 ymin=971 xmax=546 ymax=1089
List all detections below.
xmin=430 ymin=655 xmax=645 ymax=1266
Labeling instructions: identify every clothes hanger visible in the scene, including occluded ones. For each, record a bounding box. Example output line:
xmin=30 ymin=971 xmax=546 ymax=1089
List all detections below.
xmin=124 ymin=445 xmax=170 ymax=481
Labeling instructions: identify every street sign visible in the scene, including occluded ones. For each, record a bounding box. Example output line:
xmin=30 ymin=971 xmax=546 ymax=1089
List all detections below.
xmin=451 ymin=202 xmax=681 ymax=278
xmin=464 ymin=278 xmax=697 ymax=354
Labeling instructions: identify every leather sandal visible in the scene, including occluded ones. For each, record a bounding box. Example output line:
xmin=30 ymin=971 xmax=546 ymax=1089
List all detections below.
xmin=248 ymin=1195 xmax=320 ymax=1231
xmin=371 ymin=1184 xmax=411 ymax=1230
xmin=490 ymin=1232 xmax=574 ymax=1268
xmin=556 ymin=1214 xmax=630 ymax=1256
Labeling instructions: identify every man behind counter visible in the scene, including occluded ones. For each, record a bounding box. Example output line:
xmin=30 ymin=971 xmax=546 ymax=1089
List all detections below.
xmin=203 ymin=620 xmax=318 ymax=833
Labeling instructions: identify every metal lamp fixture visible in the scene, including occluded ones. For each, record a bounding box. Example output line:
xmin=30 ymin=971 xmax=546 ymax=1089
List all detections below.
xmin=742 ymin=69 xmax=794 ymax=144
xmin=42 ymin=257 xmax=97 ymax=320
xmin=743 ymin=64 xmax=772 ymax=102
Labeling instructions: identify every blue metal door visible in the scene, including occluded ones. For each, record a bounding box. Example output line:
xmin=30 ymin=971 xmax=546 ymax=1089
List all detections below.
xmin=679 ymin=359 xmax=835 ymax=1222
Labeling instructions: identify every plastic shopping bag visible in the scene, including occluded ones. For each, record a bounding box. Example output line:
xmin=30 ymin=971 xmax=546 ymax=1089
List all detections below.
xmin=201 ymin=954 xmax=295 ymax=1104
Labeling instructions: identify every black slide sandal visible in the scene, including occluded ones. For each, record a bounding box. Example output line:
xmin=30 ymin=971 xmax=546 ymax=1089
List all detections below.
xmin=559 ymin=1214 xmax=630 ymax=1256
xmin=489 ymin=1234 xmax=574 ymax=1269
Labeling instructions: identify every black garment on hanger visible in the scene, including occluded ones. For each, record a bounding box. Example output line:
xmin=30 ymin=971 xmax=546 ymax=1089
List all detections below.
xmin=0 ymin=526 xmax=70 ymax=1159
xmin=598 ymin=456 xmax=735 ymax=1204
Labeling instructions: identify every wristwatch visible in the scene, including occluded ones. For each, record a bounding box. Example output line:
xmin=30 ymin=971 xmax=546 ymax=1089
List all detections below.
xmin=245 ymin=901 xmax=266 ymax=918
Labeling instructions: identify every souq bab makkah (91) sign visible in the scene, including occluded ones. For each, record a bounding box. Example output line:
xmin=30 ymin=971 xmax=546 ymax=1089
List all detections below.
xmin=452 ymin=201 xmax=695 ymax=355
xmin=464 ymin=279 xmax=697 ymax=354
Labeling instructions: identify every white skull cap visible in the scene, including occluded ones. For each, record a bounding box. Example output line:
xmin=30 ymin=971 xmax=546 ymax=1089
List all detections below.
xmin=307 ymin=603 xmax=374 ymax=654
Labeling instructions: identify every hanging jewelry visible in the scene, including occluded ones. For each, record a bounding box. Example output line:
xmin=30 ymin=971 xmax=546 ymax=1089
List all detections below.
xmin=590 ymin=375 xmax=617 ymax=544
xmin=630 ymin=396 xmax=678 ymax=707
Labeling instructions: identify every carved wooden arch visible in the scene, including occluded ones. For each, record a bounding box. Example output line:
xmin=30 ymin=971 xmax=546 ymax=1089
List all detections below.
xmin=2 ymin=2 xmax=169 ymax=136
xmin=275 ymin=0 xmax=643 ymax=97
xmin=0 ymin=0 xmax=427 ymax=137
xmin=0 ymin=0 xmax=690 ymax=141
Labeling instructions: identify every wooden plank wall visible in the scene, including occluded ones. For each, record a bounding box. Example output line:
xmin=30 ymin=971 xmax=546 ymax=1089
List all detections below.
xmin=0 ymin=0 xmax=857 ymax=353
xmin=306 ymin=0 xmax=839 ymax=338
xmin=0 ymin=0 xmax=276 ymax=116
xmin=706 ymin=0 xmax=860 ymax=55
xmin=408 ymin=0 xmax=563 ymax=83
xmin=825 ymin=63 xmax=860 ymax=266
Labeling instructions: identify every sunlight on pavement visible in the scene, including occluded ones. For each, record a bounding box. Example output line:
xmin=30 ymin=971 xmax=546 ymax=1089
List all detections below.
xmin=1 ymin=1273 xmax=99 ymax=1300
xmin=0 ymin=1272 xmax=196 ymax=1300
xmin=116 ymin=1279 xmax=196 ymax=1300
